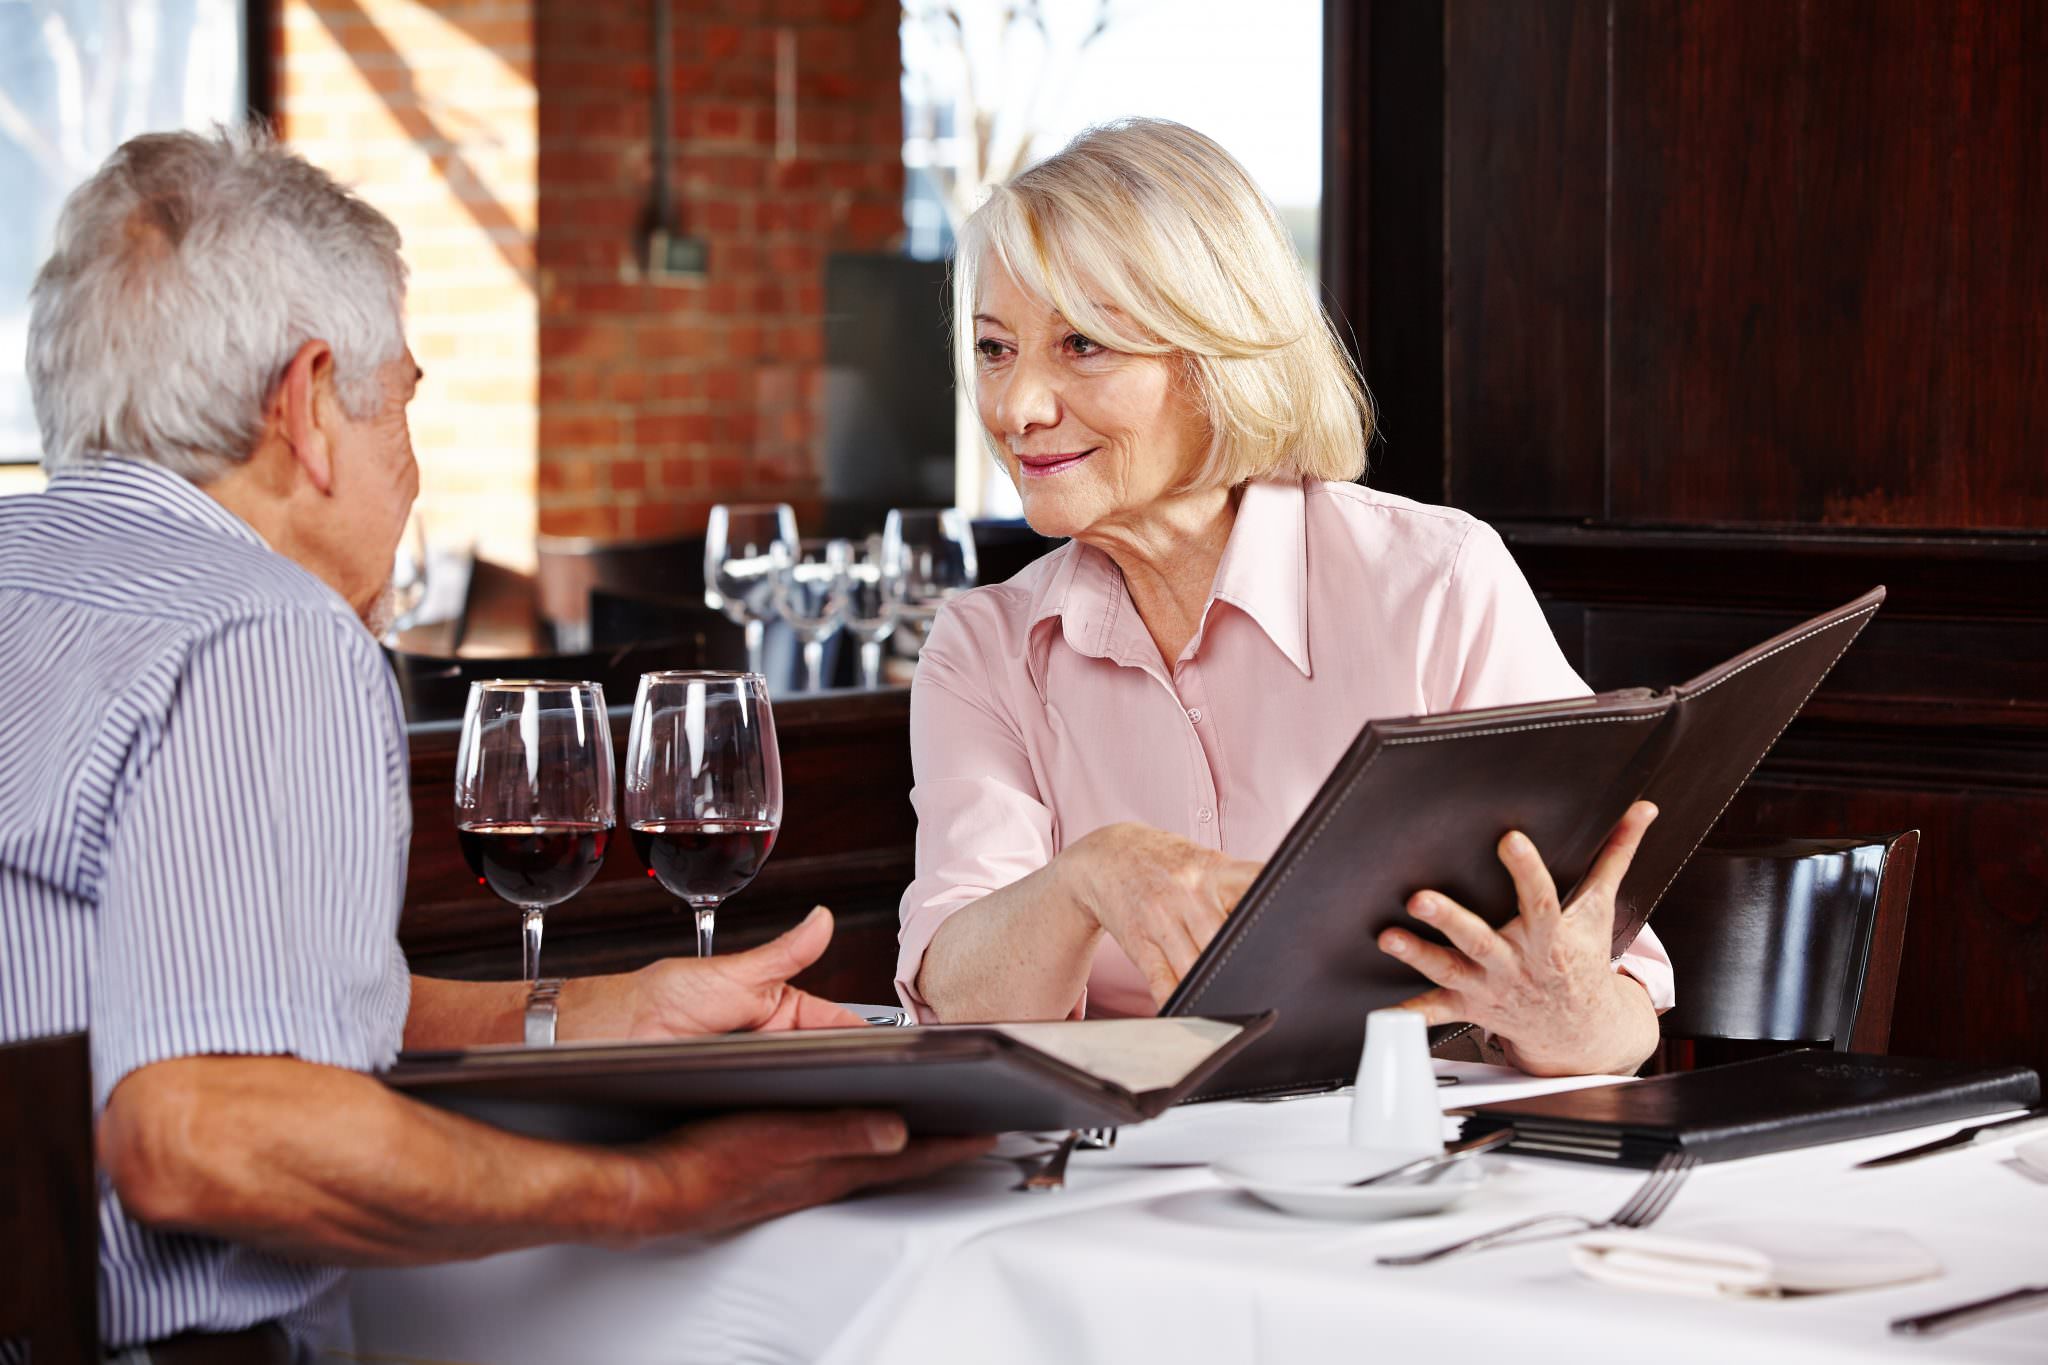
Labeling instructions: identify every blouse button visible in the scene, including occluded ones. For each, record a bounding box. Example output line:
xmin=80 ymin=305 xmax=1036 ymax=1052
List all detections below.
xmin=1197 ymin=806 xmax=1214 ymax=823
xmin=1186 ymin=707 xmax=1202 ymax=724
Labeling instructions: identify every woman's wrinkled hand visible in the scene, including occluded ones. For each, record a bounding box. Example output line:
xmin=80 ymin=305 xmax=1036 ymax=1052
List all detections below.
xmin=1377 ymin=801 xmax=1662 ymax=1077
xmin=1063 ymin=822 xmax=1264 ymax=1007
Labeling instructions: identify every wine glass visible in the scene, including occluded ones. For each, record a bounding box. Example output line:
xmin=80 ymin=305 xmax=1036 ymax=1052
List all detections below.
xmin=883 ymin=508 xmax=978 ymax=640
xmin=453 ymin=681 xmax=615 ymax=991
xmin=382 ymin=509 xmax=430 ymax=642
xmin=840 ymin=534 xmax=902 ymax=689
xmin=704 ymin=504 xmax=799 ymax=678
xmin=625 ymin=671 xmax=783 ymax=957
xmin=771 ymin=537 xmax=851 ymax=692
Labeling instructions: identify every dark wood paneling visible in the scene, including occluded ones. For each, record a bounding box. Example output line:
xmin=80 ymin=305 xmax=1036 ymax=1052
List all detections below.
xmin=1609 ymin=0 xmax=2048 ymax=528
xmin=1445 ymin=0 xmax=1607 ymax=518
xmin=402 ymin=690 xmax=914 ymax=1003
xmin=1339 ymin=1 xmax=2048 ymax=1074
xmin=1351 ymin=0 xmax=1449 ymax=505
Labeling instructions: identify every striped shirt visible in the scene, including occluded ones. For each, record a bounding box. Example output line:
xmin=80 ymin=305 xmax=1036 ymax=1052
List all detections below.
xmin=0 ymin=456 xmax=413 ymax=1354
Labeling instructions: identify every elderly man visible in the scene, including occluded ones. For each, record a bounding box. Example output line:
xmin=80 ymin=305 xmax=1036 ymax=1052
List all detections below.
xmin=0 ymin=127 xmax=981 ymax=1364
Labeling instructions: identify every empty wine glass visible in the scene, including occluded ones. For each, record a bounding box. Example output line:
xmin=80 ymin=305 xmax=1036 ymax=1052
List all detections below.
xmin=704 ymin=504 xmax=799 ymax=677
xmin=771 ymin=537 xmax=851 ymax=692
xmin=453 ymin=681 xmax=615 ymax=991
xmin=883 ymin=508 xmax=978 ymax=641
xmin=840 ymin=535 xmax=902 ymax=688
xmin=382 ymin=509 xmax=430 ymax=642
xmin=624 ymin=671 xmax=783 ymax=957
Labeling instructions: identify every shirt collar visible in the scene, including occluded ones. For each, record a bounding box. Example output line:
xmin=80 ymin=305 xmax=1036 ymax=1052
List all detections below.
xmin=1022 ymin=476 xmax=1313 ymax=680
xmin=1209 ymin=477 xmax=1312 ymax=677
xmin=44 ymin=454 xmax=270 ymax=551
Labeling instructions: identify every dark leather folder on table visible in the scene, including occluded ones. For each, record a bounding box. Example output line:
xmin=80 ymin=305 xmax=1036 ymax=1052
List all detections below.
xmin=383 ymin=1014 xmax=1273 ymax=1141
xmin=1456 ymin=1050 xmax=2042 ymax=1167
xmin=1163 ymin=588 xmax=1887 ymax=1103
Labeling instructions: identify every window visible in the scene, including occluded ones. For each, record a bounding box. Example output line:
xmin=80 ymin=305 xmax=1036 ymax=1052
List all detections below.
xmin=0 ymin=0 xmax=250 ymax=464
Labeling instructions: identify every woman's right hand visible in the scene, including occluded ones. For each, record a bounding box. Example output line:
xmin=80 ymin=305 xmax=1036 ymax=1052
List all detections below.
xmin=1061 ymin=823 xmax=1264 ymax=1006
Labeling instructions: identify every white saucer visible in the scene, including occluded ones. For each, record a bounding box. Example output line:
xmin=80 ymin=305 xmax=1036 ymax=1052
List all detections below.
xmin=1211 ymin=1144 xmax=1492 ymax=1221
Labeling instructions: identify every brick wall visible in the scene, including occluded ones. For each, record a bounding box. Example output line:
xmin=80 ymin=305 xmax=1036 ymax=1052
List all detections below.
xmin=275 ymin=0 xmax=904 ymax=557
xmin=535 ymin=0 xmax=905 ymax=541
xmin=277 ymin=0 xmax=540 ymax=568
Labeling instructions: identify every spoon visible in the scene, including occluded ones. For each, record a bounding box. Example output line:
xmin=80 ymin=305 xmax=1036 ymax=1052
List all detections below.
xmin=1346 ymin=1128 xmax=1515 ymax=1187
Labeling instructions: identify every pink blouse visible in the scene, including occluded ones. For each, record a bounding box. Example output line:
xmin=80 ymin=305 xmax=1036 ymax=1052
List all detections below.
xmin=895 ymin=478 xmax=1674 ymax=1022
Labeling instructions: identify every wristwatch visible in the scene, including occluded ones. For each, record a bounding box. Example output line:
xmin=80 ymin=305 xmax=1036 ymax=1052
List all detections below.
xmin=524 ymin=978 xmax=565 ymax=1047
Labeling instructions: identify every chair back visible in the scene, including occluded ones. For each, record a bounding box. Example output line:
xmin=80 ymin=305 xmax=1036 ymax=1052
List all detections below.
xmin=1654 ymin=832 xmax=1918 ymax=1052
xmin=0 ymin=1031 xmax=97 ymax=1363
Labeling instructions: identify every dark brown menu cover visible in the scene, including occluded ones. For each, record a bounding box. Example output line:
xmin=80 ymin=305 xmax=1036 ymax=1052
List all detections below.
xmin=1456 ymin=1051 xmax=2042 ymax=1167
xmin=1164 ymin=589 xmax=1885 ymax=1102
xmin=383 ymin=1014 xmax=1273 ymax=1140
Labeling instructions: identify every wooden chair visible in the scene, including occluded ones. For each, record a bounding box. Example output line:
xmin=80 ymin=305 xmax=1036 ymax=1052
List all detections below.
xmin=0 ymin=1031 xmax=97 ymax=1363
xmin=1653 ymin=832 xmax=1919 ymax=1066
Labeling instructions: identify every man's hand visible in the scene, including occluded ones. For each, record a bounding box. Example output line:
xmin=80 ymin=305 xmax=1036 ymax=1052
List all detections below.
xmin=1063 ymin=823 xmax=1264 ymax=1007
xmin=1377 ymin=801 xmax=1662 ymax=1077
xmin=563 ymin=906 xmax=863 ymax=1042
xmin=617 ymin=1111 xmax=993 ymax=1244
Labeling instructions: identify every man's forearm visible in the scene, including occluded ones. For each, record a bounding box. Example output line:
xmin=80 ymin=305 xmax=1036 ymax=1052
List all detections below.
xmin=100 ymin=1055 xmax=643 ymax=1266
xmin=405 ymin=974 xmax=646 ymax=1050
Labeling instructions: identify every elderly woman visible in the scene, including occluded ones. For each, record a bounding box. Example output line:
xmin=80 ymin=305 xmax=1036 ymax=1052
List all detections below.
xmin=892 ymin=119 xmax=1671 ymax=1077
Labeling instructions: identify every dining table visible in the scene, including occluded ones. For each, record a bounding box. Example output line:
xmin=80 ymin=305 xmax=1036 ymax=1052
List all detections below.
xmin=336 ymin=1060 xmax=2048 ymax=1364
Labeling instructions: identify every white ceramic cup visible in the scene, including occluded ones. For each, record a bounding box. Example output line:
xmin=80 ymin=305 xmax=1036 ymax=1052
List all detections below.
xmin=1349 ymin=1007 xmax=1444 ymax=1155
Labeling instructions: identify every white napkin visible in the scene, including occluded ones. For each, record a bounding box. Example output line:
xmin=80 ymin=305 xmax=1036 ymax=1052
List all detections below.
xmin=1572 ymin=1221 xmax=1942 ymax=1298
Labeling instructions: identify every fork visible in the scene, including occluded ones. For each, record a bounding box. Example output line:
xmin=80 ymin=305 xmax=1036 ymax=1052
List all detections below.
xmin=1016 ymin=1131 xmax=1081 ymax=1192
xmin=1376 ymin=1150 xmax=1697 ymax=1266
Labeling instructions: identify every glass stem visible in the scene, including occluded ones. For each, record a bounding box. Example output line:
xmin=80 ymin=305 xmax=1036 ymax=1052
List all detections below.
xmin=744 ymin=617 xmax=766 ymax=677
xmin=694 ymin=904 xmax=717 ymax=957
xmin=802 ymin=637 xmax=826 ymax=692
xmin=522 ymin=905 xmax=544 ymax=985
xmin=860 ymin=639 xmax=883 ymax=689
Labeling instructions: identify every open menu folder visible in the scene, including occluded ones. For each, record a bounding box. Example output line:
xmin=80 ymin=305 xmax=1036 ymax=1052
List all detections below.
xmin=383 ymin=1014 xmax=1274 ymax=1140
xmin=1163 ymin=588 xmax=1886 ymax=1103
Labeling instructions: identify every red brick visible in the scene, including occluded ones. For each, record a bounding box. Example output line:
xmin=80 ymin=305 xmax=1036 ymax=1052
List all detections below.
xmin=540 ymin=412 xmax=623 ymax=449
xmin=610 ymin=459 xmax=650 ymax=493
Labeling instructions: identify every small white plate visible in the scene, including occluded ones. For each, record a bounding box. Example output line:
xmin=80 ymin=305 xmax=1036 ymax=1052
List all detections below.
xmin=1211 ymin=1144 xmax=1492 ymax=1221
xmin=2016 ymin=1135 xmax=2048 ymax=1178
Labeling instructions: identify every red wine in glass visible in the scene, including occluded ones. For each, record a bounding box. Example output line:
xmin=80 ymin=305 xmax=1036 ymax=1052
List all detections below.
xmin=459 ymin=820 xmax=611 ymax=906
xmin=453 ymin=681 xmax=615 ymax=992
xmin=625 ymin=671 xmax=783 ymax=956
xmin=630 ymin=819 xmax=777 ymax=902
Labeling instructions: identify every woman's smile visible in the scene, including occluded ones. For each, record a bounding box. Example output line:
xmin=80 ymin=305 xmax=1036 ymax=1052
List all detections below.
xmin=1014 ymin=447 xmax=1100 ymax=478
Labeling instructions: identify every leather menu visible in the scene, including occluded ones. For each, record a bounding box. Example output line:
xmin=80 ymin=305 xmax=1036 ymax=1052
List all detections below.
xmin=1164 ymin=589 xmax=1886 ymax=1102
xmin=384 ymin=1013 xmax=1273 ymax=1140
xmin=1456 ymin=1050 xmax=2042 ymax=1166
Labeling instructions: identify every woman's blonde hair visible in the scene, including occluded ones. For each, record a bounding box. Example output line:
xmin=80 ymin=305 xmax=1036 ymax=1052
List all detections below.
xmin=953 ymin=118 xmax=1371 ymax=489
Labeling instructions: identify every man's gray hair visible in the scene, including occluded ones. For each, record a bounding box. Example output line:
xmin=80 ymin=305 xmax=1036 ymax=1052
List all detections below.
xmin=28 ymin=124 xmax=408 ymax=481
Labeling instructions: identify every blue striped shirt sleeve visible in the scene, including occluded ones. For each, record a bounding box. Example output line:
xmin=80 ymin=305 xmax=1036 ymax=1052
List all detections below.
xmin=91 ymin=606 xmax=411 ymax=1109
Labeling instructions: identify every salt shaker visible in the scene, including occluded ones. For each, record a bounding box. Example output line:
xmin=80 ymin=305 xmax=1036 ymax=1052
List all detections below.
xmin=1349 ymin=1007 xmax=1443 ymax=1155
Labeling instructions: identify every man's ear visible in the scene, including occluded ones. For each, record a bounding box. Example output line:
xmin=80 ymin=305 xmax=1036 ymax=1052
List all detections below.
xmin=271 ymin=339 xmax=338 ymax=495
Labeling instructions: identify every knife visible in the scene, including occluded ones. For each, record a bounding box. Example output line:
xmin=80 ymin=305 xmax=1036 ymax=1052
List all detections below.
xmin=1855 ymin=1107 xmax=2048 ymax=1169
xmin=1891 ymin=1285 xmax=2048 ymax=1336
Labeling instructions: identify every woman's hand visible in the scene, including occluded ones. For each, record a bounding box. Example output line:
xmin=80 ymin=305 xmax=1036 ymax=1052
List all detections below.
xmin=1063 ymin=823 xmax=1264 ymax=1007
xmin=562 ymin=907 xmax=865 ymax=1041
xmin=1377 ymin=801 xmax=1662 ymax=1077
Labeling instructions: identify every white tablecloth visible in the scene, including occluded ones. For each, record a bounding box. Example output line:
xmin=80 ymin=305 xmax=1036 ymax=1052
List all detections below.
xmin=337 ymin=1064 xmax=2048 ymax=1364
